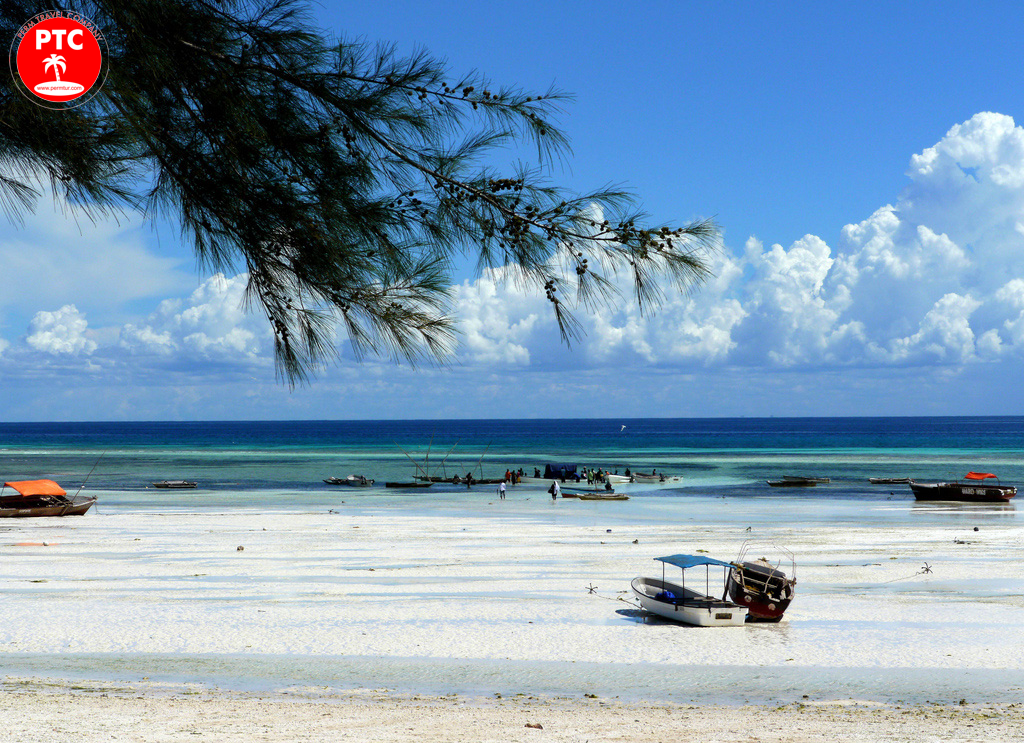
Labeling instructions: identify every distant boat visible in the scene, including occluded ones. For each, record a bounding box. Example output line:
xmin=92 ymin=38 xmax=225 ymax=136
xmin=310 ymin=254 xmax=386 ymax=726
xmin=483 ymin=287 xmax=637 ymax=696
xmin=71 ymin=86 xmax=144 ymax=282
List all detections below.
xmin=766 ymin=479 xmax=816 ymax=487
xmin=868 ymin=477 xmax=911 ymax=485
xmin=631 ymin=554 xmax=747 ymax=627
xmin=909 ymin=472 xmax=1016 ymax=502
xmin=0 ymin=479 xmax=96 ymax=518
xmin=631 ymin=472 xmax=681 ymax=483
xmin=783 ymin=475 xmax=830 ymax=484
xmin=324 ymin=475 xmax=374 ymax=487
xmin=152 ymin=480 xmax=197 ymax=489
xmin=384 ymin=481 xmax=433 ymax=489
xmin=577 ymin=492 xmax=629 ymax=501
xmin=560 ymin=483 xmax=616 ymax=493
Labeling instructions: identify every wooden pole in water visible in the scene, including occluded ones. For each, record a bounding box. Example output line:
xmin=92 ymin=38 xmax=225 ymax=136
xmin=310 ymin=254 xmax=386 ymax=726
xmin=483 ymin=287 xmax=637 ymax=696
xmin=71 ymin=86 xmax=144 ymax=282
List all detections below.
xmin=474 ymin=442 xmax=492 ymax=480
xmin=74 ymin=452 xmax=105 ymax=498
xmin=432 ymin=441 xmax=460 ymax=480
xmin=395 ymin=443 xmax=429 ymax=480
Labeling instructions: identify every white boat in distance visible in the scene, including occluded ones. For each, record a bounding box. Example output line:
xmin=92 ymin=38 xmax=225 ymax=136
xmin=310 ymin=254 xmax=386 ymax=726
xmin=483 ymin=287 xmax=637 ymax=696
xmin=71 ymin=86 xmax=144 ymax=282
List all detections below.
xmin=630 ymin=472 xmax=682 ymax=483
xmin=631 ymin=554 xmax=747 ymax=627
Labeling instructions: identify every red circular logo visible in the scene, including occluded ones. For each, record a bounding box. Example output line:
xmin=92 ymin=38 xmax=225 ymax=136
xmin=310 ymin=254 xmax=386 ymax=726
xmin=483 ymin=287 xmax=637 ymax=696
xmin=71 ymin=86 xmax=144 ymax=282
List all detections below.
xmin=10 ymin=12 xmax=106 ymax=108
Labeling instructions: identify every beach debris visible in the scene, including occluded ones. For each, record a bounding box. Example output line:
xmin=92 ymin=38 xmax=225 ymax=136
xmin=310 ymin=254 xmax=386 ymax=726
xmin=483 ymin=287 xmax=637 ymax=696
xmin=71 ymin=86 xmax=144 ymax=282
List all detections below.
xmin=632 ymin=539 xmax=638 ymax=544
xmin=587 ymin=584 xmax=598 ymax=594
xmin=920 ymin=563 xmax=932 ymax=574
xmin=525 ymin=722 xmax=543 ymax=729
xmin=974 ymin=526 xmax=980 ymax=531
xmin=237 ymin=546 xmax=244 ymax=551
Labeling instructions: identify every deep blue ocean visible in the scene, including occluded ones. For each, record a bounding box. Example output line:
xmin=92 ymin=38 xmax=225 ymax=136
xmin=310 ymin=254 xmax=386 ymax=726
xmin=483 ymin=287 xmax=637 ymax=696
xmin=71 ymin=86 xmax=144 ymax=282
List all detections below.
xmin=1 ymin=417 xmax=1022 ymax=502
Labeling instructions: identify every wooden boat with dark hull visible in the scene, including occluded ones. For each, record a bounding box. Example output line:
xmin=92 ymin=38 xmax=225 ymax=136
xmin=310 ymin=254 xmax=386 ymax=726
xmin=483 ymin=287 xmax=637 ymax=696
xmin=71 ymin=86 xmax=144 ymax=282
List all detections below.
xmin=152 ymin=480 xmax=197 ymax=489
xmin=384 ymin=481 xmax=433 ymax=489
xmin=910 ymin=472 xmax=1016 ymax=502
xmin=0 ymin=480 xmax=96 ymax=518
xmin=324 ymin=475 xmax=374 ymax=487
xmin=724 ymin=543 xmax=796 ymax=623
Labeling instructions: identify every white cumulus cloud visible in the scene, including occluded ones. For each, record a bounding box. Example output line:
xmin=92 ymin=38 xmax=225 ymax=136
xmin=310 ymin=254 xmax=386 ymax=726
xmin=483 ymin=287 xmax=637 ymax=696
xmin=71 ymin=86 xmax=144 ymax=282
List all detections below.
xmin=444 ymin=112 xmax=1024 ymax=375
xmin=119 ymin=273 xmax=271 ymax=365
xmin=26 ymin=305 xmax=97 ymax=355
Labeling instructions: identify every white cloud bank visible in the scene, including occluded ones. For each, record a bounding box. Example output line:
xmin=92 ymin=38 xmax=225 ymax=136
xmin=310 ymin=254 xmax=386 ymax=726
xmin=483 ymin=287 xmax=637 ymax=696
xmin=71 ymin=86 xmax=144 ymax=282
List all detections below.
xmin=4 ymin=112 xmax=1024 ymax=400
xmin=119 ymin=274 xmax=269 ymax=362
xmin=450 ymin=111 xmax=1024 ymax=374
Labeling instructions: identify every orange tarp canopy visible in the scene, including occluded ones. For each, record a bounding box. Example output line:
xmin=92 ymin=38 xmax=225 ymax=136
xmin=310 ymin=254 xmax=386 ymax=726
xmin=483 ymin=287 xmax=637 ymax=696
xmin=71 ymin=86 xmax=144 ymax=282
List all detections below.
xmin=3 ymin=479 xmax=67 ymax=497
xmin=964 ymin=472 xmax=997 ymax=481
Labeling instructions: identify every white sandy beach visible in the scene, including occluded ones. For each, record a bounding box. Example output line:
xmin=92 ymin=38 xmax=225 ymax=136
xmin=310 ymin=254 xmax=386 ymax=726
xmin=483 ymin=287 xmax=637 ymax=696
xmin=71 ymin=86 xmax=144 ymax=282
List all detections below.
xmin=5 ymin=681 xmax=1024 ymax=742
xmin=3 ymin=490 xmax=1023 ymax=740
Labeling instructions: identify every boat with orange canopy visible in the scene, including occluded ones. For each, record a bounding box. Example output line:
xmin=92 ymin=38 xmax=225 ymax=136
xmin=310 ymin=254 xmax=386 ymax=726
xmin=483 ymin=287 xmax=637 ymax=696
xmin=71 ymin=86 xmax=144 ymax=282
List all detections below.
xmin=909 ymin=472 xmax=1016 ymax=502
xmin=0 ymin=479 xmax=97 ymax=517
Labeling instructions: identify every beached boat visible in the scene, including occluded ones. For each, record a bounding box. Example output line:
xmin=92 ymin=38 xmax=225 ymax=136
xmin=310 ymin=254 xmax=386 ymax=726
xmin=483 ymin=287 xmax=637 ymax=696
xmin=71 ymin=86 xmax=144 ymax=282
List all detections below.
xmin=324 ymin=475 xmax=374 ymax=487
xmin=384 ymin=481 xmax=433 ymax=489
xmin=766 ymin=478 xmax=816 ymax=487
xmin=724 ymin=542 xmax=796 ymax=623
xmin=631 ymin=554 xmax=747 ymax=626
xmin=0 ymin=479 xmax=97 ymax=518
xmin=909 ymin=472 xmax=1016 ymax=502
xmin=152 ymin=480 xmax=197 ymax=489
xmin=868 ymin=477 xmax=911 ymax=485
xmin=577 ymin=492 xmax=629 ymax=501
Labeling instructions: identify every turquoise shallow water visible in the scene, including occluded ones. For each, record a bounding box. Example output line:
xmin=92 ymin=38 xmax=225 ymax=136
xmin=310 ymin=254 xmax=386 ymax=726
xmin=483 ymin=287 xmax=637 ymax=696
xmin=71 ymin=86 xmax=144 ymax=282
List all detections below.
xmin=2 ymin=416 xmax=1024 ymax=498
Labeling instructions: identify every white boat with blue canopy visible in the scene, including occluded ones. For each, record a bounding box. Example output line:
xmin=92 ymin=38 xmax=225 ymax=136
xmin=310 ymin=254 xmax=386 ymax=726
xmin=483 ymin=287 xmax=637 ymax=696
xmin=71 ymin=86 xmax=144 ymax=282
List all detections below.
xmin=631 ymin=554 xmax=748 ymax=626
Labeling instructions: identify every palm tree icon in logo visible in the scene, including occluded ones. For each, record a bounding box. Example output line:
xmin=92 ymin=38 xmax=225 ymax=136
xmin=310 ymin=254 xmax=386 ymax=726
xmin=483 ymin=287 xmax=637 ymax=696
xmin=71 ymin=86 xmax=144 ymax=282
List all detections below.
xmin=43 ymin=54 xmax=66 ymax=81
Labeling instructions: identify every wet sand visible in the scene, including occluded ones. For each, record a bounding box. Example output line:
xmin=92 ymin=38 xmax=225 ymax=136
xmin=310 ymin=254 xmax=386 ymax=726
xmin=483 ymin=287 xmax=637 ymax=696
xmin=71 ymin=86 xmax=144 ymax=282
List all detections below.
xmin=7 ymin=678 xmax=1024 ymax=742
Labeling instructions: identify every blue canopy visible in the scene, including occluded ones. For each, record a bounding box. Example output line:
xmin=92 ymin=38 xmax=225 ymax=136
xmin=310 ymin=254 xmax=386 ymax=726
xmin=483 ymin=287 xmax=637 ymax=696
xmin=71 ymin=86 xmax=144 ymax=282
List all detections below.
xmin=543 ymin=463 xmax=577 ymax=479
xmin=655 ymin=554 xmax=735 ymax=570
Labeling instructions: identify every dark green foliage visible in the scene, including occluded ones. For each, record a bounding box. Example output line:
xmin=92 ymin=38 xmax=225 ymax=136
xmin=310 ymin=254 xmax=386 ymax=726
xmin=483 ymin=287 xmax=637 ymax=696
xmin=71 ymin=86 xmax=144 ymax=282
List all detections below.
xmin=0 ymin=0 xmax=720 ymax=384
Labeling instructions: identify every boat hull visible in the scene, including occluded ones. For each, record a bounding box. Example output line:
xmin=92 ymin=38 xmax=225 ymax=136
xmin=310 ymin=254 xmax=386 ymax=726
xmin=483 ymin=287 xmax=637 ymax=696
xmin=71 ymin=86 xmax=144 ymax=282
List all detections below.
xmin=910 ymin=481 xmax=1015 ymax=502
xmin=630 ymin=577 xmax=747 ymax=626
xmin=726 ymin=561 xmax=795 ymax=622
xmin=0 ymin=496 xmax=96 ymax=518
xmin=325 ymin=476 xmax=375 ymax=487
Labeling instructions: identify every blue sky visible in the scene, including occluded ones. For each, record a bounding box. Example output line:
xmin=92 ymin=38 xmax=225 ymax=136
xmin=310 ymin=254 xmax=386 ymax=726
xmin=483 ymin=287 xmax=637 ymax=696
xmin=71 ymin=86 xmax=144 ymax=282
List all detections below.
xmin=3 ymin=1 xmax=1024 ymax=420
